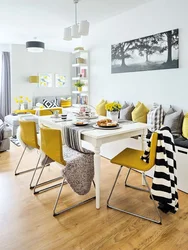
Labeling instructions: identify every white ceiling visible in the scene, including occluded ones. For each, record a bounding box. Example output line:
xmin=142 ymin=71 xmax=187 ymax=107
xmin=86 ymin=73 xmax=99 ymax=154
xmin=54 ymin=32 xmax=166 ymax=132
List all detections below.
xmin=0 ymin=0 xmax=152 ymax=51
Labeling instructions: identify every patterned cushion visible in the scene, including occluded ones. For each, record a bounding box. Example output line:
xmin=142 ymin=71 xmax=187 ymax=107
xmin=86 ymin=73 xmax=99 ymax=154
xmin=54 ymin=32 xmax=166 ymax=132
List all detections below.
xmin=147 ymin=103 xmax=165 ymax=132
xmin=43 ymin=99 xmax=58 ymax=108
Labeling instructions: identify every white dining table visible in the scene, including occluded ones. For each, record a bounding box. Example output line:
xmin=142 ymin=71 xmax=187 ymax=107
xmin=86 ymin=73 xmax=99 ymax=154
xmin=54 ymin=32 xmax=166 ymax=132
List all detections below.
xmin=38 ymin=116 xmax=149 ymax=209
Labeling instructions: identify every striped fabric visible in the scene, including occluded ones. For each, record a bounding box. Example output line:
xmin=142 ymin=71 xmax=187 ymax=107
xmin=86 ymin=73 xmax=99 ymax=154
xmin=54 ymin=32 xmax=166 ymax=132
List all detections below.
xmin=141 ymin=126 xmax=179 ymax=213
xmin=147 ymin=103 xmax=165 ymax=132
xmin=63 ymin=125 xmax=93 ymax=154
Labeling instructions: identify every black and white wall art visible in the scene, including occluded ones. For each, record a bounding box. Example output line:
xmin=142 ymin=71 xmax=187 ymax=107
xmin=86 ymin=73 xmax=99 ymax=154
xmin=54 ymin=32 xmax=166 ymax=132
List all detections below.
xmin=111 ymin=29 xmax=179 ymax=74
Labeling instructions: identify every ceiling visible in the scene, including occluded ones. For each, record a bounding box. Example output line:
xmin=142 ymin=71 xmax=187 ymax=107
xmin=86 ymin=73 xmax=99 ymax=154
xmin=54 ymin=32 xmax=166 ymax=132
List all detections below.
xmin=0 ymin=0 xmax=152 ymax=51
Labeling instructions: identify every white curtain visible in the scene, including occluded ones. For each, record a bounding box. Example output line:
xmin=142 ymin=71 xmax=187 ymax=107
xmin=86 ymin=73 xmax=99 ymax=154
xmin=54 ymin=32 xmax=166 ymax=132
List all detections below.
xmin=0 ymin=52 xmax=11 ymax=118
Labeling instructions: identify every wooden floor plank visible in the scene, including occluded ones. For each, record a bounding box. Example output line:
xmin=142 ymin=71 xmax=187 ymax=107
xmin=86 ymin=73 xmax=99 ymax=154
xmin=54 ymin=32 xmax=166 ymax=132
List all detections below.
xmin=0 ymin=143 xmax=188 ymax=250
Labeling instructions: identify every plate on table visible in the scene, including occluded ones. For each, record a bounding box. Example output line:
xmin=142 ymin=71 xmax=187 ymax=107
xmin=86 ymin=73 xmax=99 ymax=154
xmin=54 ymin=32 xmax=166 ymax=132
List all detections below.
xmin=93 ymin=124 xmax=121 ymax=130
xmin=73 ymin=122 xmax=89 ymax=126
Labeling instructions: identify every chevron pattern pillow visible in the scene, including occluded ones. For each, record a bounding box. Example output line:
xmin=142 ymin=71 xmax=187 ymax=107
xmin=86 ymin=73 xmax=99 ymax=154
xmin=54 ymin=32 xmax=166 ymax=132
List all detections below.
xmin=43 ymin=99 xmax=58 ymax=108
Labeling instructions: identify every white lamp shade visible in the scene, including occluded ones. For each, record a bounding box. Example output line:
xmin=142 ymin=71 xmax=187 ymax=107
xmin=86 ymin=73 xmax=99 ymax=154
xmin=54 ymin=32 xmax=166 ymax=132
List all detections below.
xmin=64 ymin=27 xmax=72 ymax=41
xmin=71 ymin=24 xmax=81 ymax=38
xmin=79 ymin=20 xmax=89 ymax=36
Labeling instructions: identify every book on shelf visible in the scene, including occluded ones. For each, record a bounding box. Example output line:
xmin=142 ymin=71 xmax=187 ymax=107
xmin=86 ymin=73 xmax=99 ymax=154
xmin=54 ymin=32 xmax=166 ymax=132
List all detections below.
xmin=81 ymin=69 xmax=87 ymax=77
xmin=76 ymin=94 xmax=88 ymax=105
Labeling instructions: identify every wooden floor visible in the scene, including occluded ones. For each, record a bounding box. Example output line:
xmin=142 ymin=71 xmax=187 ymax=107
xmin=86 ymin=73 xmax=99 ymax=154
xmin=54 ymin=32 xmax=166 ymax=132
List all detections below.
xmin=0 ymin=144 xmax=188 ymax=250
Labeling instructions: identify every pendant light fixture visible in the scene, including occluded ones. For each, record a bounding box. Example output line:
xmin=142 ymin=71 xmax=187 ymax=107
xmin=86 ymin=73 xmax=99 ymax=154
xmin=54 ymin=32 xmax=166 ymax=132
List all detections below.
xmin=26 ymin=37 xmax=45 ymax=52
xmin=64 ymin=0 xmax=90 ymax=41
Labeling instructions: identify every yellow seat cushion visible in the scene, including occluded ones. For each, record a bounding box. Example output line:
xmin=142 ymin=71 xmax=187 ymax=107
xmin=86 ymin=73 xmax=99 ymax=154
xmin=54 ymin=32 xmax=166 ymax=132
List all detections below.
xmin=132 ymin=102 xmax=149 ymax=123
xmin=96 ymin=100 xmax=107 ymax=116
xmin=111 ymin=148 xmax=150 ymax=171
xmin=14 ymin=109 xmax=36 ymax=115
xmin=182 ymin=113 xmax=188 ymax=139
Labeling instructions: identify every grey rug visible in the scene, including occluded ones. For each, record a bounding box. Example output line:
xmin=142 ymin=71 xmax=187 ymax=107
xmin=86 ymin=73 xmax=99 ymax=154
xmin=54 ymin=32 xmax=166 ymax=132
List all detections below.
xmin=10 ymin=137 xmax=21 ymax=147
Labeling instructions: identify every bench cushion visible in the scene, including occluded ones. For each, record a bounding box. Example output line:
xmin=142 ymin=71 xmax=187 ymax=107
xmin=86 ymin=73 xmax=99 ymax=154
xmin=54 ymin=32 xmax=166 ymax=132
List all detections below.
xmin=174 ymin=136 xmax=188 ymax=149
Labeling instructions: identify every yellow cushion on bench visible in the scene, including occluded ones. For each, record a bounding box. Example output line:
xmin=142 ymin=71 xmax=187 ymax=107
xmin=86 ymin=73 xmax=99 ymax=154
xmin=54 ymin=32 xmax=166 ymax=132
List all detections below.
xmin=182 ymin=113 xmax=188 ymax=139
xmin=132 ymin=102 xmax=149 ymax=123
xmin=96 ymin=100 xmax=107 ymax=116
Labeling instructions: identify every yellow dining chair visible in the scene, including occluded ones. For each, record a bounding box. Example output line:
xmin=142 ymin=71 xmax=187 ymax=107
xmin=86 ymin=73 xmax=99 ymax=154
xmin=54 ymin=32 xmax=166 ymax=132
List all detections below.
xmin=107 ymin=132 xmax=162 ymax=224
xmin=38 ymin=107 xmax=62 ymax=116
xmin=34 ymin=125 xmax=95 ymax=216
xmin=15 ymin=120 xmax=42 ymax=188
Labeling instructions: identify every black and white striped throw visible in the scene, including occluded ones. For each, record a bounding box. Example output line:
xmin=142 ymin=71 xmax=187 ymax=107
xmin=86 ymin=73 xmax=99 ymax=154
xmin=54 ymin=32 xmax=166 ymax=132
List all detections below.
xmin=141 ymin=126 xmax=179 ymax=213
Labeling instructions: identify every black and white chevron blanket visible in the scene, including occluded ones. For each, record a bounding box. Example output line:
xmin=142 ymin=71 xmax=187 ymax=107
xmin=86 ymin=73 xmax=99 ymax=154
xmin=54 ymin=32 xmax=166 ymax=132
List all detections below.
xmin=141 ymin=126 xmax=179 ymax=213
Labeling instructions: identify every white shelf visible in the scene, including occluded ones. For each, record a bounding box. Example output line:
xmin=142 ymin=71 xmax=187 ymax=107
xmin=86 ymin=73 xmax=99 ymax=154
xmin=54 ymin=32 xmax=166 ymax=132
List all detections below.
xmin=72 ymin=77 xmax=88 ymax=81
xmin=72 ymin=63 xmax=88 ymax=68
xmin=72 ymin=50 xmax=88 ymax=54
xmin=72 ymin=91 xmax=88 ymax=94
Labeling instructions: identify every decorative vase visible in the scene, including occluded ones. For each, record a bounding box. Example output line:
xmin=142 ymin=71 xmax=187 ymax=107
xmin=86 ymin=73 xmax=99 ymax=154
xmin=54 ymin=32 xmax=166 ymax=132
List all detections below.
xmin=77 ymin=87 xmax=82 ymax=92
xmin=108 ymin=111 xmax=119 ymax=122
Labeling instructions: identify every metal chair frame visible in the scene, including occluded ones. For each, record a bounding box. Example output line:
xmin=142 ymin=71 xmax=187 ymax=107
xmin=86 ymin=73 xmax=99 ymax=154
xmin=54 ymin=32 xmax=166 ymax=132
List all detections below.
xmin=53 ymin=178 xmax=96 ymax=216
xmin=107 ymin=167 xmax=162 ymax=224
xmin=33 ymin=157 xmax=96 ymax=216
xmin=33 ymin=157 xmax=64 ymax=194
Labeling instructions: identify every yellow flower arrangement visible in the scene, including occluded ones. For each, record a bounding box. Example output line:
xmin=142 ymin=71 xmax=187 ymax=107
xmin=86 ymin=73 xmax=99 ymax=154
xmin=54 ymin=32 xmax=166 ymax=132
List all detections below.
xmin=105 ymin=102 xmax=122 ymax=112
xmin=14 ymin=96 xmax=31 ymax=104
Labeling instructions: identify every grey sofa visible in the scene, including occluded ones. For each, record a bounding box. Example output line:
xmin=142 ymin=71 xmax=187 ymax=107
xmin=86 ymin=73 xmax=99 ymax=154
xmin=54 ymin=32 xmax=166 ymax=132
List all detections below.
xmin=0 ymin=115 xmax=12 ymax=152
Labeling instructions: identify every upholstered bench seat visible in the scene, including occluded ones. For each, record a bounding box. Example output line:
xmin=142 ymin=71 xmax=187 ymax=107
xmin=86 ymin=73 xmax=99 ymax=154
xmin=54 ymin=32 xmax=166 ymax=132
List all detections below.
xmin=174 ymin=136 xmax=188 ymax=149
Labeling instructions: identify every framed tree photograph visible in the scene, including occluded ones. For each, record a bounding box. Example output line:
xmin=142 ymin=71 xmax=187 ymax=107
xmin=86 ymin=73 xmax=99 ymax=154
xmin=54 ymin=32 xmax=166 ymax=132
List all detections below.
xmin=111 ymin=29 xmax=179 ymax=74
xmin=39 ymin=73 xmax=52 ymax=87
xmin=55 ymin=74 xmax=66 ymax=87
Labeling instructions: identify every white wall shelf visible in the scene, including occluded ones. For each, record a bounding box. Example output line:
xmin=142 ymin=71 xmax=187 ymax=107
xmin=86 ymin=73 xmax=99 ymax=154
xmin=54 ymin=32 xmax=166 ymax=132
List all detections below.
xmin=71 ymin=50 xmax=89 ymax=106
xmin=72 ymin=63 xmax=87 ymax=68
xmin=72 ymin=77 xmax=88 ymax=81
xmin=72 ymin=50 xmax=88 ymax=54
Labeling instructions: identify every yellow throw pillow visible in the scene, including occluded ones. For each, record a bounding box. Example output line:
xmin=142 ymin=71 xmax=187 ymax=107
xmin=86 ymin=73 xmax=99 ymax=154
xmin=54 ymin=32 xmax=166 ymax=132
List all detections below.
xmin=96 ymin=100 xmax=106 ymax=116
xmin=182 ymin=113 xmax=188 ymax=139
xmin=132 ymin=102 xmax=149 ymax=123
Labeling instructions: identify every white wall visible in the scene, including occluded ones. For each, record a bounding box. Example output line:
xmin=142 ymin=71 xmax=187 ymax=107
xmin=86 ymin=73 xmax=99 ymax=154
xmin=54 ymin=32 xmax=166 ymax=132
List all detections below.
xmin=11 ymin=44 xmax=71 ymax=110
xmin=0 ymin=44 xmax=11 ymax=52
xmin=83 ymin=0 xmax=188 ymax=111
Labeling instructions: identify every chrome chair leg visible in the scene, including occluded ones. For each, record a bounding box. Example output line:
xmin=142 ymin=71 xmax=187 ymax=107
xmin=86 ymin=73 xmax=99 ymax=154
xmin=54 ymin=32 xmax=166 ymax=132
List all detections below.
xmin=107 ymin=167 xmax=162 ymax=224
xmin=53 ymin=176 xmax=96 ymax=216
xmin=125 ymin=169 xmax=149 ymax=193
xmin=15 ymin=146 xmax=27 ymax=175
xmin=33 ymin=158 xmax=64 ymax=194
xmin=15 ymin=147 xmax=44 ymax=176
xmin=107 ymin=166 xmax=123 ymax=205
xmin=29 ymin=154 xmax=42 ymax=189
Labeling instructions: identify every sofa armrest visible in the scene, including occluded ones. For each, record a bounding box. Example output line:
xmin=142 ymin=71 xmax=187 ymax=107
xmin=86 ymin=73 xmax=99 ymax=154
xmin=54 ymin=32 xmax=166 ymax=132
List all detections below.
xmin=3 ymin=126 xmax=12 ymax=139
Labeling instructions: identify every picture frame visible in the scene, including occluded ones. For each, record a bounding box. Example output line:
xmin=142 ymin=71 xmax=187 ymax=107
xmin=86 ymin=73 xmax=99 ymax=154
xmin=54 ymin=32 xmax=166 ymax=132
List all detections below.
xmin=55 ymin=74 xmax=66 ymax=87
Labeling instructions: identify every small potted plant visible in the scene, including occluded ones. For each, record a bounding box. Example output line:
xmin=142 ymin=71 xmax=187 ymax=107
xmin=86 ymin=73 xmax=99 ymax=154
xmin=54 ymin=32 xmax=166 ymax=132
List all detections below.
xmin=74 ymin=81 xmax=85 ymax=92
xmin=105 ymin=102 xmax=122 ymax=122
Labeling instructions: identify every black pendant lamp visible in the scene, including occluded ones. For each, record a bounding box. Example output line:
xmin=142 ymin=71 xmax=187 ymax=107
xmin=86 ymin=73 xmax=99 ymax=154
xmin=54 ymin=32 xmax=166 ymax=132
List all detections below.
xmin=26 ymin=40 xmax=45 ymax=53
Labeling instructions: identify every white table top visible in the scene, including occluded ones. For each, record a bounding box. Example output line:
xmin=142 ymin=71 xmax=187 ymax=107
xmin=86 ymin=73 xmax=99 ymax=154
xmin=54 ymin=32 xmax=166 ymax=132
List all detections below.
xmin=38 ymin=115 xmax=149 ymax=140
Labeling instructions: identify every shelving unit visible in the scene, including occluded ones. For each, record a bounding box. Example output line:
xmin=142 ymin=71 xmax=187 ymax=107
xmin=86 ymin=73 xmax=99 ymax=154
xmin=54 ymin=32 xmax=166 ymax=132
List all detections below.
xmin=71 ymin=50 xmax=89 ymax=106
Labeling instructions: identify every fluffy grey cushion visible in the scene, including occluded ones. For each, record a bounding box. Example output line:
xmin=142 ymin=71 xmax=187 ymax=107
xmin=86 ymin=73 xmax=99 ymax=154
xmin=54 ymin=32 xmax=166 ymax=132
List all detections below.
xmin=120 ymin=104 xmax=135 ymax=120
xmin=164 ymin=106 xmax=184 ymax=136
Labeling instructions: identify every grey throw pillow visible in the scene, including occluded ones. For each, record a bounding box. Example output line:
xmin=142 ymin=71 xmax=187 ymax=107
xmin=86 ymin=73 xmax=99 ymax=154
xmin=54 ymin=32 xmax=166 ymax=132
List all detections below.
xmin=120 ymin=104 xmax=135 ymax=120
xmin=164 ymin=106 xmax=184 ymax=136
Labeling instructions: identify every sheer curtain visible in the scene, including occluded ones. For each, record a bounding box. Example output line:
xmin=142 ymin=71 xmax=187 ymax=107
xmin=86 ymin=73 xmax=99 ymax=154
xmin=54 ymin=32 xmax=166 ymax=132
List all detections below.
xmin=0 ymin=52 xmax=11 ymax=118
